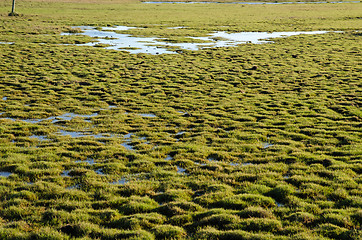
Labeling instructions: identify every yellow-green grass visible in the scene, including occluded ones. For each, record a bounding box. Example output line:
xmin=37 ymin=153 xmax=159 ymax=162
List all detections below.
xmin=0 ymin=0 xmax=361 ymax=239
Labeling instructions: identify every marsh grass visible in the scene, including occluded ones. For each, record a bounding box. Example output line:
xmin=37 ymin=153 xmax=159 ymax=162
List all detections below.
xmin=0 ymin=0 xmax=361 ymax=239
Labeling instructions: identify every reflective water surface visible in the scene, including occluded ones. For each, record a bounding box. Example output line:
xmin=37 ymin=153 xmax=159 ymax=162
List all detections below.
xmin=62 ymin=26 xmax=335 ymax=55
xmin=0 ymin=171 xmax=12 ymax=177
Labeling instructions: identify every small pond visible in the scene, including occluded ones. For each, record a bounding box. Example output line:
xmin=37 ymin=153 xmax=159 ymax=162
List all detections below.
xmin=63 ymin=26 xmax=335 ymax=54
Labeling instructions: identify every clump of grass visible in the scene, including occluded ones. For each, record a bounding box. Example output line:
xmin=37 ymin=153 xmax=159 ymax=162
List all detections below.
xmin=109 ymin=212 xmax=165 ymax=230
xmin=267 ymin=184 xmax=295 ymax=203
xmin=153 ymin=189 xmax=193 ymax=203
xmin=288 ymin=212 xmax=316 ymax=225
xmin=317 ymin=223 xmax=351 ymax=240
xmin=217 ymin=194 xmax=276 ymax=210
xmin=116 ymin=196 xmax=159 ymax=215
xmin=236 ymin=218 xmax=283 ymax=233
xmin=151 ymin=224 xmax=187 ymax=240
xmin=195 ymin=213 xmax=240 ymax=230
xmin=156 ymin=201 xmax=202 ymax=217
xmin=238 ymin=206 xmax=275 ymax=219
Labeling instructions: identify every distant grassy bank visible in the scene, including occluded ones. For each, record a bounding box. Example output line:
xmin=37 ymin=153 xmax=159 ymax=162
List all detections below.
xmin=0 ymin=0 xmax=361 ymax=32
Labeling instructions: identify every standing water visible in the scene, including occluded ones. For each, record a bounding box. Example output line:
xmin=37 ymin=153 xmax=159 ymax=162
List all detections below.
xmin=62 ymin=26 xmax=336 ymax=54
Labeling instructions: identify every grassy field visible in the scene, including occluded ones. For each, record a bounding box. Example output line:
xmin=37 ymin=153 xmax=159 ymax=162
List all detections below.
xmin=0 ymin=0 xmax=361 ymax=239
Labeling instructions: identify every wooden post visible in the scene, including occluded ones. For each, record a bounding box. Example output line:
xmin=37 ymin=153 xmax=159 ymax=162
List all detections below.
xmin=9 ymin=0 xmax=18 ymax=16
xmin=11 ymin=0 xmax=15 ymax=13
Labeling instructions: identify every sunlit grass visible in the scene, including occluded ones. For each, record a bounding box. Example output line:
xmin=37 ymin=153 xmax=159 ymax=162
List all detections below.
xmin=0 ymin=0 xmax=361 ymax=239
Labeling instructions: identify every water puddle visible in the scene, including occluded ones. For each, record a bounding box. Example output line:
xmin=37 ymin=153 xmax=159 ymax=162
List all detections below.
xmin=197 ymin=31 xmax=330 ymax=45
xmin=276 ymin=202 xmax=284 ymax=207
xmin=0 ymin=42 xmax=14 ymax=45
xmin=165 ymin=155 xmax=173 ymax=160
xmin=175 ymin=131 xmax=186 ymax=141
xmin=53 ymin=113 xmax=98 ymax=123
xmin=144 ymin=1 xmax=360 ymax=4
xmin=75 ymin=158 xmax=96 ymax=165
xmin=168 ymin=26 xmax=187 ymax=29
xmin=124 ymin=133 xmax=133 ymax=139
xmin=0 ymin=112 xmax=99 ymax=124
xmin=122 ymin=133 xmax=135 ymax=150
xmin=175 ymin=131 xmax=186 ymax=136
xmin=139 ymin=113 xmax=157 ymax=118
xmin=111 ymin=177 xmax=129 ymax=185
xmin=177 ymin=166 xmax=187 ymax=174
xmin=61 ymin=170 xmax=71 ymax=177
xmin=2 ymin=97 xmax=7 ymax=101
xmin=0 ymin=171 xmax=12 ymax=177
xmin=29 ymin=135 xmax=49 ymax=141
xmin=62 ymin=26 xmax=335 ymax=54
xmin=207 ymin=156 xmax=219 ymax=162
xmin=262 ymin=142 xmax=274 ymax=148
xmin=102 ymin=26 xmax=136 ymax=31
xmin=24 ymin=112 xmax=98 ymax=124
xmin=95 ymin=169 xmax=105 ymax=175
xmin=121 ymin=133 xmax=148 ymax=150
xmin=0 ymin=117 xmax=16 ymax=121
xmin=62 ymin=27 xmax=176 ymax=55
xmin=100 ymin=105 xmax=117 ymax=110
xmin=66 ymin=184 xmax=80 ymax=190
xmin=58 ymin=130 xmax=111 ymax=139
xmin=229 ymin=162 xmax=252 ymax=167
xmin=111 ymin=174 xmax=140 ymax=184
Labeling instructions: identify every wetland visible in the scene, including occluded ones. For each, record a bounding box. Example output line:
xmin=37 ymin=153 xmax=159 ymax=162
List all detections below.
xmin=62 ymin=26 xmax=334 ymax=54
xmin=0 ymin=0 xmax=361 ymax=239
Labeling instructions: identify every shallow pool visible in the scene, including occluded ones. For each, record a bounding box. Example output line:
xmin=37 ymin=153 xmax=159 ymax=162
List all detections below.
xmin=62 ymin=26 xmax=336 ymax=54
